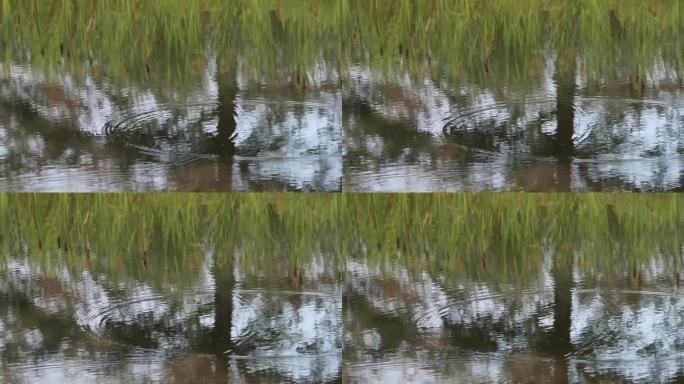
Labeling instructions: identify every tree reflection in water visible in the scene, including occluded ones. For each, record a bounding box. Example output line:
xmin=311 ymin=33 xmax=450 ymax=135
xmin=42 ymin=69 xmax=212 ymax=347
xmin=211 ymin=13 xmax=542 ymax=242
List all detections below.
xmin=0 ymin=248 xmax=342 ymax=384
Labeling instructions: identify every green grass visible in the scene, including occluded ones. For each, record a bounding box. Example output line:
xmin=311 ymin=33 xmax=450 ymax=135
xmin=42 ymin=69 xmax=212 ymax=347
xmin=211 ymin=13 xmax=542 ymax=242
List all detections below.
xmin=1 ymin=3 xmax=682 ymax=287
xmin=342 ymin=0 xmax=683 ymax=89
xmin=0 ymin=0 xmax=341 ymax=87
xmin=1 ymin=0 xmax=681 ymax=90
xmin=1 ymin=193 xmax=682 ymax=287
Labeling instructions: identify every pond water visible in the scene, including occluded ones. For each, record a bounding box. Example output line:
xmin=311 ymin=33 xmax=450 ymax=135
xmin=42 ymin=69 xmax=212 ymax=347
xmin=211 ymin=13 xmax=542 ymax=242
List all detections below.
xmin=0 ymin=250 xmax=343 ymax=383
xmin=343 ymin=256 xmax=684 ymax=383
xmin=3 ymin=195 xmax=684 ymax=383
xmin=343 ymin=61 xmax=684 ymax=192
xmin=0 ymin=63 xmax=342 ymax=192
xmin=2 ymin=2 xmax=683 ymax=191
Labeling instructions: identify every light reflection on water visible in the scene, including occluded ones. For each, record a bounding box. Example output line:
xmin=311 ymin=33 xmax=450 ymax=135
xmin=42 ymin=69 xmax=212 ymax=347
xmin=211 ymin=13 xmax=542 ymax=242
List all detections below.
xmin=3 ymin=241 xmax=684 ymax=382
xmin=343 ymin=60 xmax=684 ymax=192
xmin=343 ymin=250 xmax=684 ymax=383
xmin=0 ymin=253 xmax=343 ymax=384
xmin=0 ymin=61 xmax=341 ymax=192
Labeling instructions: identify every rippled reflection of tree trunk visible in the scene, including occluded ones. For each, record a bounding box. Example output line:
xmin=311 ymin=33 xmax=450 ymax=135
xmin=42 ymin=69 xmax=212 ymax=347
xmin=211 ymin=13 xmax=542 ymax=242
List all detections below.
xmin=214 ymin=70 xmax=238 ymax=156
xmin=554 ymin=50 xmax=577 ymax=191
xmin=207 ymin=68 xmax=238 ymax=192
xmin=212 ymin=252 xmax=234 ymax=378
xmin=550 ymin=251 xmax=574 ymax=383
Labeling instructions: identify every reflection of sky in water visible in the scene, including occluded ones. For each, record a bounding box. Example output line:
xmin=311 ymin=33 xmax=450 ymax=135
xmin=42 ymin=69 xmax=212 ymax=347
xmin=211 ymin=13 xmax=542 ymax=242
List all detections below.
xmin=232 ymin=291 xmax=342 ymax=382
xmin=345 ymin=57 xmax=684 ymax=191
xmin=0 ymin=252 xmax=342 ymax=384
xmin=233 ymin=293 xmax=341 ymax=357
xmin=345 ymin=249 xmax=684 ymax=383
xmin=0 ymin=60 xmax=341 ymax=191
xmin=570 ymin=290 xmax=684 ymax=382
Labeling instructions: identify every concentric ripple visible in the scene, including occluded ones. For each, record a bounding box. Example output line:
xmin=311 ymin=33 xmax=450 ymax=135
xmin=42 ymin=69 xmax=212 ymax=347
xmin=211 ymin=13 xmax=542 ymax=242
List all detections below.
xmin=81 ymin=287 xmax=342 ymax=358
xmin=443 ymin=95 xmax=684 ymax=163
xmin=102 ymin=98 xmax=338 ymax=165
xmin=346 ymin=281 xmax=684 ymax=383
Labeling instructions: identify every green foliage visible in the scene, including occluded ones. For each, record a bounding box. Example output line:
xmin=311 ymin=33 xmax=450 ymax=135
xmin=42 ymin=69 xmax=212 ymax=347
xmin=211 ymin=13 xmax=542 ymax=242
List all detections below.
xmin=343 ymin=0 xmax=684 ymax=87
xmin=1 ymin=193 xmax=682 ymax=286
xmin=0 ymin=0 xmax=340 ymax=85
xmin=1 ymin=0 xmax=681 ymax=88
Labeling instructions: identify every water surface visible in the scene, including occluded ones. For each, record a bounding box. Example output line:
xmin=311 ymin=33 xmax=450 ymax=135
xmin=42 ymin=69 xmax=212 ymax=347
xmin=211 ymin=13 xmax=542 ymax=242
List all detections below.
xmin=3 ymin=194 xmax=683 ymax=383
xmin=342 ymin=1 xmax=684 ymax=191
xmin=0 ymin=251 xmax=343 ymax=383
xmin=3 ymin=1 xmax=684 ymax=191
xmin=0 ymin=63 xmax=341 ymax=191
xmin=343 ymin=248 xmax=684 ymax=383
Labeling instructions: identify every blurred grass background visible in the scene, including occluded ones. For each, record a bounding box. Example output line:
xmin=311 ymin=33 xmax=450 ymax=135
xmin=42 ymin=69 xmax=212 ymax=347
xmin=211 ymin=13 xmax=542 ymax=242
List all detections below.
xmin=1 ymin=193 xmax=682 ymax=285
xmin=1 ymin=0 xmax=681 ymax=86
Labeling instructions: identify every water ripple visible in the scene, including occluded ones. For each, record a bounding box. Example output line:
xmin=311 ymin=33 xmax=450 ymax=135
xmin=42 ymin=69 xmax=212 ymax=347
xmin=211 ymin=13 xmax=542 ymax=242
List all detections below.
xmin=443 ymin=95 xmax=684 ymax=163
